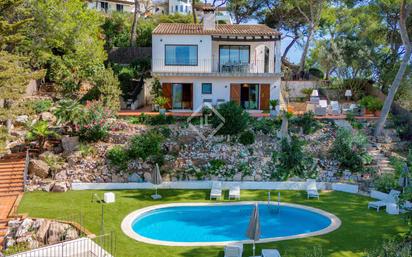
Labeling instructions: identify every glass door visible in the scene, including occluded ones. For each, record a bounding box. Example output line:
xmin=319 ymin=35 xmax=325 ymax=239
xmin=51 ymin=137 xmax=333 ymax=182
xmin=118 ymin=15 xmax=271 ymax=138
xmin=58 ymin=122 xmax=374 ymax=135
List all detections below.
xmin=172 ymin=84 xmax=183 ymax=109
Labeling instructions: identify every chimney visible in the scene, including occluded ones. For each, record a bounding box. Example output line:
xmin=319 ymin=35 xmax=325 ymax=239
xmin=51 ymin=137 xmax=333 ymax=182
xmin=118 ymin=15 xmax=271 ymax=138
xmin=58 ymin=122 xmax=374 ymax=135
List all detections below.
xmin=203 ymin=7 xmax=216 ymax=31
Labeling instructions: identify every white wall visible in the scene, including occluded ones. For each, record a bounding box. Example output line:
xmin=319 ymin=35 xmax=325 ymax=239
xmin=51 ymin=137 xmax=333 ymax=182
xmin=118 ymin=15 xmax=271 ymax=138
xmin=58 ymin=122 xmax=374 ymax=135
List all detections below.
xmin=89 ymin=1 xmax=135 ymax=13
xmin=157 ymin=75 xmax=281 ymax=110
xmin=169 ymin=0 xmax=192 ymax=14
xmin=281 ymin=80 xmax=319 ymax=98
xmin=152 ymin=34 xmax=212 ymax=73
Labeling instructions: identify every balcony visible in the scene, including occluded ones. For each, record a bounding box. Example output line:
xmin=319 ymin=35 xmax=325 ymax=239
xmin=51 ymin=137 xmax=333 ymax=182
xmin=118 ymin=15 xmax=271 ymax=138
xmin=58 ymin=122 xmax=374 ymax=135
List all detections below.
xmin=151 ymin=59 xmax=280 ymax=77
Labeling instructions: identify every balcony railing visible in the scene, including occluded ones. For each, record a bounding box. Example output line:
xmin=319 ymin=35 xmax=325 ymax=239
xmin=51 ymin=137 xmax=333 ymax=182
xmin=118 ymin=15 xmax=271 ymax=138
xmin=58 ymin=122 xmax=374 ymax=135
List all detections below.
xmin=152 ymin=59 xmax=279 ymax=74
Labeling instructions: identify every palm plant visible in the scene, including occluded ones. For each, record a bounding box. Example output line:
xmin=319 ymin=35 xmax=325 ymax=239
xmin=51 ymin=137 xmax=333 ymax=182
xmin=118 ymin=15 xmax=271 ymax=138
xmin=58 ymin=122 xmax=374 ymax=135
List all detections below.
xmin=26 ymin=121 xmax=59 ymax=151
xmin=54 ymin=99 xmax=86 ymax=130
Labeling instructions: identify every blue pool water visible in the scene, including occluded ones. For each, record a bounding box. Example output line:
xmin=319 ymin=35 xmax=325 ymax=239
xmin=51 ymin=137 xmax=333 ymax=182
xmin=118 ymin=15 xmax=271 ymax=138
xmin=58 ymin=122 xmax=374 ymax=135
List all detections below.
xmin=131 ymin=204 xmax=332 ymax=242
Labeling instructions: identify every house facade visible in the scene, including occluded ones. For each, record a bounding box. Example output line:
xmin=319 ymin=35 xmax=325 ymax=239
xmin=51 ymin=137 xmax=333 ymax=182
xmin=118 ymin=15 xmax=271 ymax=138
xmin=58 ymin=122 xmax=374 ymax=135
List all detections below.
xmin=87 ymin=0 xmax=153 ymax=14
xmin=151 ymin=9 xmax=281 ymax=112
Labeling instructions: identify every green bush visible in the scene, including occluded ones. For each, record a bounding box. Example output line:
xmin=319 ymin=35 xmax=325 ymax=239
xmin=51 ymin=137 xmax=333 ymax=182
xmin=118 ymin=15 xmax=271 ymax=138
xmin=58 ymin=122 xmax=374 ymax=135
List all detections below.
xmin=301 ymin=88 xmax=313 ymax=99
xmin=308 ymin=68 xmax=324 ymax=79
xmin=153 ymin=126 xmax=172 ymax=138
xmin=272 ymin=136 xmax=317 ymax=181
xmin=211 ymin=101 xmax=249 ymax=136
xmin=340 ymin=78 xmax=372 ymax=100
xmin=106 ymin=146 xmax=129 ymax=170
xmin=250 ymin=117 xmax=281 ymax=134
xmin=127 ymin=131 xmax=164 ymax=160
xmin=292 ymin=111 xmax=320 ymax=134
xmin=32 ymin=99 xmax=53 ymax=113
xmin=331 ymin=128 xmax=370 ymax=172
xmin=373 ymin=174 xmax=399 ymax=193
xmin=146 ymin=115 xmax=175 ymax=125
xmin=366 ymin=239 xmax=411 ymax=257
xmin=359 ymin=96 xmax=383 ymax=112
xmin=77 ymin=101 xmax=114 ymax=142
xmin=239 ymin=130 xmax=255 ymax=145
xmin=78 ymin=143 xmax=97 ymax=157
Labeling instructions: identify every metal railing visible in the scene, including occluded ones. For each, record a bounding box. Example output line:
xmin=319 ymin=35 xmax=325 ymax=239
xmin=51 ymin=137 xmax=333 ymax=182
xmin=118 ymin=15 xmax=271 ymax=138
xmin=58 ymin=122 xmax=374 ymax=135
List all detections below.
xmin=152 ymin=59 xmax=277 ymax=74
xmin=23 ymin=150 xmax=29 ymax=192
xmin=6 ymin=233 xmax=116 ymax=257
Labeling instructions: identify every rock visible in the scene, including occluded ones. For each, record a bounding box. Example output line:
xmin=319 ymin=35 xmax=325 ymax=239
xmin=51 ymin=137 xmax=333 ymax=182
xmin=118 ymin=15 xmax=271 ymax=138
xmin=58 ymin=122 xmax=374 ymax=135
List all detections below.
xmin=143 ymin=172 xmax=152 ymax=182
xmin=242 ymin=175 xmax=254 ymax=181
xmin=61 ymin=136 xmax=79 ymax=153
xmin=128 ymin=173 xmax=141 ymax=182
xmin=32 ymin=218 xmax=44 ymax=230
xmin=233 ymin=173 xmax=242 ymax=181
xmin=47 ymin=222 xmax=69 ymax=244
xmin=15 ymin=115 xmax=29 ymax=125
xmin=5 ymin=238 xmax=15 ymax=248
xmin=39 ymin=151 xmax=54 ymax=161
xmin=255 ymin=174 xmax=263 ymax=181
xmin=40 ymin=112 xmax=56 ymax=123
xmin=8 ymin=220 xmax=21 ymax=229
xmin=29 ymin=159 xmax=50 ymax=179
xmin=15 ymin=218 xmax=33 ymax=237
xmin=36 ymin=219 xmax=50 ymax=243
xmin=64 ymin=228 xmax=79 ymax=241
xmin=51 ymin=182 xmax=67 ymax=192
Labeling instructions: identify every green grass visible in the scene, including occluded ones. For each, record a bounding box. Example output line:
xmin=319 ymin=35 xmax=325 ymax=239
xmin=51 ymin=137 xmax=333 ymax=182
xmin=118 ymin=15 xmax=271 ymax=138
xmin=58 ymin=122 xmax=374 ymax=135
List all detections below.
xmin=18 ymin=190 xmax=407 ymax=257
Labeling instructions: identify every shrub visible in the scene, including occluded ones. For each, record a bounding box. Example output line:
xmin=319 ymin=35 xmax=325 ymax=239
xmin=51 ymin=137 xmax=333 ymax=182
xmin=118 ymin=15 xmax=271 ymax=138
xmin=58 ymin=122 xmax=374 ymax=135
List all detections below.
xmin=331 ymin=128 xmax=370 ymax=172
xmin=146 ymin=114 xmax=175 ymax=125
xmin=91 ymin=68 xmax=121 ymax=111
xmin=153 ymin=96 xmax=169 ymax=109
xmin=150 ymin=77 xmax=162 ymax=98
xmin=308 ymin=68 xmax=324 ymax=79
xmin=78 ymin=143 xmax=97 ymax=158
xmin=127 ymin=131 xmax=164 ymax=160
xmin=272 ymin=136 xmax=317 ymax=181
xmin=373 ymin=174 xmax=399 ymax=193
xmin=301 ymin=88 xmax=313 ymax=99
xmin=292 ymin=111 xmax=320 ymax=134
xmin=366 ymin=239 xmax=411 ymax=257
xmin=359 ymin=96 xmax=383 ymax=112
xmin=54 ymin=99 xmax=87 ymax=128
xmin=153 ymin=126 xmax=172 ymax=138
xmin=393 ymin=112 xmax=412 ymax=141
xmin=250 ymin=118 xmax=280 ymax=134
xmin=340 ymin=78 xmax=372 ymax=100
xmin=106 ymin=146 xmax=129 ymax=170
xmin=211 ymin=101 xmax=249 ymax=136
xmin=42 ymin=153 xmax=65 ymax=174
xmin=26 ymin=121 xmax=58 ymax=151
xmin=32 ymin=99 xmax=53 ymax=113
xmin=239 ymin=130 xmax=255 ymax=145
xmin=77 ymin=101 xmax=114 ymax=142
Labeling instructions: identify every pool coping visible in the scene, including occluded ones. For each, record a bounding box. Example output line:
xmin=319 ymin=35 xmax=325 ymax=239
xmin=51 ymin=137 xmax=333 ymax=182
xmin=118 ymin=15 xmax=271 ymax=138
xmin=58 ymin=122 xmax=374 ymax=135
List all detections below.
xmin=121 ymin=201 xmax=342 ymax=246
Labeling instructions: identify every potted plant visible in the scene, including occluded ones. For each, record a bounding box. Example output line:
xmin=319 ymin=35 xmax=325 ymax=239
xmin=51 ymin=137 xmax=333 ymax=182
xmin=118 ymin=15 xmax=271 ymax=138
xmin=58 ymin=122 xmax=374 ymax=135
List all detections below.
xmin=153 ymin=96 xmax=169 ymax=115
xmin=301 ymin=88 xmax=313 ymax=100
xmin=359 ymin=96 xmax=383 ymax=116
xmin=269 ymin=99 xmax=279 ymax=116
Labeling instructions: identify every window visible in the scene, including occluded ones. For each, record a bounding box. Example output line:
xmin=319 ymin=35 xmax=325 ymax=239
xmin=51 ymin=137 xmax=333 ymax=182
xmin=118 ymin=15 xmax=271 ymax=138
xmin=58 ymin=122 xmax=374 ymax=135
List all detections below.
xmin=219 ymin=45 xmax=250 ymax=72
xmin=202 ymin=83 xmax=212 ymax=94
xmin=175 ymin=5 xmax=178 ymax=12
xmin=180 ymin=5 xmax=183 ymax=12
xmin=100 ymin=2 xmax=108 ymax=12
xmin=165 ymin=45 xmax=198 ymax=66
xmin=116 ymin=4 xmax=123 ymax=12
xmin=185 ymin=6 xmax=188 ymax=12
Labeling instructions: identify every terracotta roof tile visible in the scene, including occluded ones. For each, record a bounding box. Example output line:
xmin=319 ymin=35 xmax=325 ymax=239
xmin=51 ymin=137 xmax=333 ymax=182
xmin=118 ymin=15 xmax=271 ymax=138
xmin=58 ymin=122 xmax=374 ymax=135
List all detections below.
xmin=152 ymin=24 xmax=280 ymax=37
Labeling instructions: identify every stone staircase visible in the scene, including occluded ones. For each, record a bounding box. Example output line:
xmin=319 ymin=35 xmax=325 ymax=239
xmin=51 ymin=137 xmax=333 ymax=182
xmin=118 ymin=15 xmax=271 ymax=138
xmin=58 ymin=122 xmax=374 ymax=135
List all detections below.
xmin=367 ymin=144 xmax=395 ymax=175
xmin=0 ymin=153 xmax=26 ymax=250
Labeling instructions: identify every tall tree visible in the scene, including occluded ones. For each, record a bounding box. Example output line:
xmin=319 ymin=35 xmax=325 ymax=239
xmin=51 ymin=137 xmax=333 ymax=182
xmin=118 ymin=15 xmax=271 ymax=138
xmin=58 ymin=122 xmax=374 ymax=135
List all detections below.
xmin=227 ymin=0 xmax=264 ymax=24
xmin=130 ymin=0 xmax=140 ymax=47
xmin=295 ymin=0 xmax=325 ymax=73
xmin=375 ymin=0 xmax=412 ymax=137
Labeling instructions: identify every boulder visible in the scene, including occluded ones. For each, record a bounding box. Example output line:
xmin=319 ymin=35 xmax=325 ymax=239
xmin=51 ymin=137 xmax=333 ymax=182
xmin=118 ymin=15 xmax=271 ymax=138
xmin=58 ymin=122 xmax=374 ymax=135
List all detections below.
xmin=64 ymin=228 xmax=79 ymax=241
xmin=47 ymin=222 xmax=70 ymax=244
xmin=51 ymin=182 xmax=68 ymax=192
xmin=143 ymin=172 xmax=152 ymax=182
xmin=242 ymin=175 xmax=254 ymax=181
xmin=15 ymin=115 xmax=29 ymax=125
xmin=29 ymin=159 xmax=50 ymax=179
xmin=128 ymin=173 xmax=141 ymax=182
xmin=233 ymin=173 xmax=242 ymax=181
xmin=61 ymin=136 xmax=79 ymax=153
xmin=15 ymin=218 xmax=33 ymax=237
xmin=40 ymin=112 xmax=56 ymax=123
xmin=36 ymin=219 xmax=50 ymax=243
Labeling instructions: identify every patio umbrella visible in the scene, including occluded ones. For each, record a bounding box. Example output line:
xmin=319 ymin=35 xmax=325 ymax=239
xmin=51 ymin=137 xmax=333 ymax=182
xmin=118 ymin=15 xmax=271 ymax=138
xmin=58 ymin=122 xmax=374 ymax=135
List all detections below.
xmin=151 ymin=163 xmax=162 ymax=200
xmin=246 ymin=203 xmax=261 ymax=257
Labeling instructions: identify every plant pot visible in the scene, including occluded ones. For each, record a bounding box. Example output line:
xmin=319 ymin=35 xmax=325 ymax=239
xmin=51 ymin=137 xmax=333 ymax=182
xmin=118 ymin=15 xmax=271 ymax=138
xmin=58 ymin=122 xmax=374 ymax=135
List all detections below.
xmin=159 ymin=108 xmax=166 ymax=115
xmin=153 ymin=104 xmax=159 ymax=112
xmin=270 ymin=110 xmax=278 ymax=117
xmin=374 ymin=110 xmax=381 ymax=117
xmin=364 ymin=108 xmax=374 ymax=115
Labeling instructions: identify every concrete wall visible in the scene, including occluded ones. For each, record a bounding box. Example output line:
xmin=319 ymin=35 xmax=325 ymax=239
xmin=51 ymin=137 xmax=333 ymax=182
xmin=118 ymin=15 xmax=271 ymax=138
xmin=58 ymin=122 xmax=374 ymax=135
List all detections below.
xmin=281 ymin=80 xmax=319 ymax=99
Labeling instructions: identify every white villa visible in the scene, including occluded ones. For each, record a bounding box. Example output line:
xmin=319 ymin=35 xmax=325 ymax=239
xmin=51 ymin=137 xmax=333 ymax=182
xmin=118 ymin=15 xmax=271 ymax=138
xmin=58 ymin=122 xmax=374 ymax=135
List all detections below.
xmin=87 ymin=0 xmax=153 ymax=14
xmin=151 ymin=8 xmax=282 ymax=112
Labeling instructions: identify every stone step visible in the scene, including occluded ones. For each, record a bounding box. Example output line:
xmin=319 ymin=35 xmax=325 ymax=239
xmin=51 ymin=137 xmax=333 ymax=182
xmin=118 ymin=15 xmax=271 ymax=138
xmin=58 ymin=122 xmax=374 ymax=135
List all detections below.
xmin=0 ymin=179 xmax=24 ymax=185
xmin=0 ymin=187 xmax=23 ymax=193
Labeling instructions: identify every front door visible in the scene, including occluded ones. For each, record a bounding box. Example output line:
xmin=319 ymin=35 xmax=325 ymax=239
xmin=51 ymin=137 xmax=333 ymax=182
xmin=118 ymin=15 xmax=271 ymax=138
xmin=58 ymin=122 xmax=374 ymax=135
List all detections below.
xmin=171 ymin=83 xmax=192 ymax=110
xmin=240 ymin=84 xmax=259 ymax=110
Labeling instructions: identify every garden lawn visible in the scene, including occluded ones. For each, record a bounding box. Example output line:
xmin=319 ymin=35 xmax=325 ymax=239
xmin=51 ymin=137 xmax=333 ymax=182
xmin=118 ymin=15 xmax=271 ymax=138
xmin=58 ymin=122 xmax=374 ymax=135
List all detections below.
xmin=19 ymin=190 xmax=407 ymax=257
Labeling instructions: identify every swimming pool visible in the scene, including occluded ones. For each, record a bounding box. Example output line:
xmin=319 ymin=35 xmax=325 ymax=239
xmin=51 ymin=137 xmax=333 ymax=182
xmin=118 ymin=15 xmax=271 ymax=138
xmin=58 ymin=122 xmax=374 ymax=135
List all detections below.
xmin=121 ymin=202 xmax=341 ymax=246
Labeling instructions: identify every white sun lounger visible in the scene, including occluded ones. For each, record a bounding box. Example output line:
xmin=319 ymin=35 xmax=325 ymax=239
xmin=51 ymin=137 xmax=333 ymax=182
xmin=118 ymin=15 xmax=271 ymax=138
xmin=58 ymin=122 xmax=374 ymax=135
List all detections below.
xmin=210 ymin=181 xmax=222 ymax=200
xmin=224 ymin=243 xmax=243 ymax=257
xmin=229 ymin=184 xmax=240 ymax=200
xmin=262 ymin=249 xmax=281 ymax=257
xmin=368 ymin=189 xmax=400 ymax=211
xmin=306 ymin=179 xmax=320 ymax=199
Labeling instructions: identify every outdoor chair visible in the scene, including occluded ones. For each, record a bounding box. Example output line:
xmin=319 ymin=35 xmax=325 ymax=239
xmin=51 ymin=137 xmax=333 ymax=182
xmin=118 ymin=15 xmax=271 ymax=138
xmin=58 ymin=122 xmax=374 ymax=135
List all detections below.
xmin=210 ymin=181 xmax=222 ymax=200
xmin=229 ymin=184 xmax=240 ymax=200
xmin=262 ymin=249 xmax=282 ymax=257
xmin=368 ymin=189 xmax=400 ymax=211
xmin=330 ymin=101 xmax=341 ymax=115
xmin=306 ymin=179 xmax=320 ymax=199
xmin=224 ymin=243 xmax=243 ymax=257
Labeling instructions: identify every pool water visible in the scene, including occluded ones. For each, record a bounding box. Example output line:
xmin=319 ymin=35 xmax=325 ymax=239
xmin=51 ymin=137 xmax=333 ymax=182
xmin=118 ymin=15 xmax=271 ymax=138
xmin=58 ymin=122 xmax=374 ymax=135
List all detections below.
xmin=131 ymin=204 xmax=332 ymax=243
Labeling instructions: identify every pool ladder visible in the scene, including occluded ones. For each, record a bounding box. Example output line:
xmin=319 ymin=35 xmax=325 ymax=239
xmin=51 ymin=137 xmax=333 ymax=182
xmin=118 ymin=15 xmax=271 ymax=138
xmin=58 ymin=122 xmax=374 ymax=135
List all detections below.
xmin=268 ymin=192 xmax=280 ymax=214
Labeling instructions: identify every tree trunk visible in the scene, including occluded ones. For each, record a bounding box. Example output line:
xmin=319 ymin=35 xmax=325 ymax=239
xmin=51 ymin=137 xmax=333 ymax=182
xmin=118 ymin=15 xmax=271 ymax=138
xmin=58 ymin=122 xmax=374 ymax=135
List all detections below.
xmin=282 ymin=35 xmax=299 ymax=60
xmin=299 ymin=24 xmax=314 ymax=73
xmin=130 ymin=0 xmax=139 ymax=47
xmin=192 ymin=2 xmax=197 ymax=24
xmin=375 ymin=0 xmax=411 ymax=137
